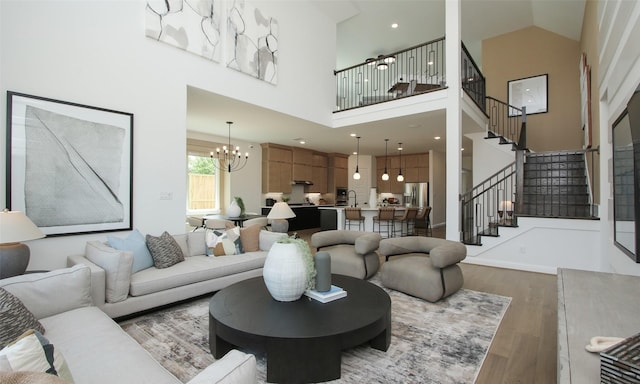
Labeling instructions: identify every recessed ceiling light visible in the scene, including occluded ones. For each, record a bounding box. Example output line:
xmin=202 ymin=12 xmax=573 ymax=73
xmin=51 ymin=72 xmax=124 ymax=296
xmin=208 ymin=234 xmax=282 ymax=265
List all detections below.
xmin=299 ymin=140 xmax=306 ymax=145
xmin=434 ymin=136 xmax=441 ymax=140
xmin=350 ymin=133 xmax=357 ymax=137
xmin=391 ymin=23 xmax=398 ymax=29
xmin=461 ymin=148 xmax=465 ymax=151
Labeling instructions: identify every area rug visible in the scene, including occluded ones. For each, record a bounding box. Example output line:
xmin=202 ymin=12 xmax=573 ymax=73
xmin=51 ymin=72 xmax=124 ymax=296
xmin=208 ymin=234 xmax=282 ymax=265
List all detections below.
xmin=119 ymin=277 xmax=510 ymax=383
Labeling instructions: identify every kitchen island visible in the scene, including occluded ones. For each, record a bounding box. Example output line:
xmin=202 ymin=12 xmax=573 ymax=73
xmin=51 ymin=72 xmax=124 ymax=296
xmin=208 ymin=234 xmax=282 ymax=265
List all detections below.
xmin=319 ymin=206 xmax=410 ymax=233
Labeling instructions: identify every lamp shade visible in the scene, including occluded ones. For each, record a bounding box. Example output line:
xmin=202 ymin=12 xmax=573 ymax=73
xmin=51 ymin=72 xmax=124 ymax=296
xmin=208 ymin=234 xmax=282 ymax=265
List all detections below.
xmin=0 ymin=210 xmax=45 ymax=244
xmin=267 ymin=202 xmax=296 ymax=220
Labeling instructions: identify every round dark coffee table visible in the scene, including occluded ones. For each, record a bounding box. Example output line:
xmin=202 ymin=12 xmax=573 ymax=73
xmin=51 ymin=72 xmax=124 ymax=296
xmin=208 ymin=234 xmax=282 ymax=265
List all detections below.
xmin=209 ymin=274 xmax=391 ymax=383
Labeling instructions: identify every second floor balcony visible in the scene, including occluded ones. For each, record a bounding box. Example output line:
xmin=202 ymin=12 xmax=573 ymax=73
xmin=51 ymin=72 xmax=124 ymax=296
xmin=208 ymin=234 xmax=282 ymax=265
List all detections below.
xmin=334 ymin=37 xmax=486 ymax=114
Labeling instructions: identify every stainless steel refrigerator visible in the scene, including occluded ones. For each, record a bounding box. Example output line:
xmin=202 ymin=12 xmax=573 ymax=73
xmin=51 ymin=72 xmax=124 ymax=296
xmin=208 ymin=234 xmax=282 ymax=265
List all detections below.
xmin=404 ymin=183 xmax=429 ymax=207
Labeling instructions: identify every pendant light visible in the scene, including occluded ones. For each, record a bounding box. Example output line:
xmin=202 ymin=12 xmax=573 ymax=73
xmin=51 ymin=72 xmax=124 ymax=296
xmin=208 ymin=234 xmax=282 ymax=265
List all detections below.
xmin=397 ymin=142 xmax=404 ymax=182
xmin=381 ymin=139 xmax=389 ymax=181
xmin=353 ymin=136 xmax=361 ymax=180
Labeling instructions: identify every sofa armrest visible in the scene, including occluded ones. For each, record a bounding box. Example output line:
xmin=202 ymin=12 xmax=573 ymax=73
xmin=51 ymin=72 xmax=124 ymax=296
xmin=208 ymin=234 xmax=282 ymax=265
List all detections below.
xmin=67 ymin=254 xmax=107 ymax=308
xmin=354 ymin=233 xmax=382 ymax=255
xmin=186 ymin=350 xmax=257 ymax=384
xmin=0 ymin=265 xmax=93 ymax=319
xmin=430 ymin=242 xmax=467 ymax=268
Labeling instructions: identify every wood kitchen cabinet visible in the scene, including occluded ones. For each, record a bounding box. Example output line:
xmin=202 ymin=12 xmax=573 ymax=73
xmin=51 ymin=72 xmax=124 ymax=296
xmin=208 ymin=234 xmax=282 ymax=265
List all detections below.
xmin=328 ymin=153 xmax=349 ymax=192
xmin=376 ymin=152 xmax=429 ymax=192
xmin=310 ymin=152 xmax=328 ymax=193
xmin=261 ymin=143 xmax=292 ymax=193
xmin=292 ymin=147 xmax=313 ymax=181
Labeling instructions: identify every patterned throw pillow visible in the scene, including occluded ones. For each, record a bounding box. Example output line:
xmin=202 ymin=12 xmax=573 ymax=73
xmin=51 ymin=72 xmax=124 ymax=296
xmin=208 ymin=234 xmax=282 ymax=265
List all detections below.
xmin=0 ymin=288 xmax=45 ymax=349
xmin=205 ymin=229 xmax=227 ymax=256
xmin=0 ymin=330 xmax=74 ymax=382
xmin=145 ymin=232 xmax=185 ymax=269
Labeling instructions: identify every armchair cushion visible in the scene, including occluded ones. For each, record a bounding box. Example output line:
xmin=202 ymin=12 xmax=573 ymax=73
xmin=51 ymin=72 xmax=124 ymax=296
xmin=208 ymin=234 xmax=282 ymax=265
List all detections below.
xmin=354 ymin=233 xmax=383 ymax=255
xmin=378 ymin=237 xmax=466 ymax=267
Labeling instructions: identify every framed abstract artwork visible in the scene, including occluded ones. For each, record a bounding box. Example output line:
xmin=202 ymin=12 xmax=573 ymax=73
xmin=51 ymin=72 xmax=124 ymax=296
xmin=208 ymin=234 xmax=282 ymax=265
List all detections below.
xmin=6 ymin=91 xmax=133 ymax=236
xmin=508 ymin=74 xmax=548 ymax=117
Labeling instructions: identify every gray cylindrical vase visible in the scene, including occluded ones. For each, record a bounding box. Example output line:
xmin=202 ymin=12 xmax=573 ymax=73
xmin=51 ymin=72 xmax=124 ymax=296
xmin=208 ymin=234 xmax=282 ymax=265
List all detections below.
xmin=314 ymin=251 xmax=331 ymax=292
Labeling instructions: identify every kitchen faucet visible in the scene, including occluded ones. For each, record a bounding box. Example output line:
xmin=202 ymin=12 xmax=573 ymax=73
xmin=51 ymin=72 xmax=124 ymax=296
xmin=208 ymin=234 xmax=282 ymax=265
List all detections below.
xmin=347 ymin=190 xmax=357 ymax=207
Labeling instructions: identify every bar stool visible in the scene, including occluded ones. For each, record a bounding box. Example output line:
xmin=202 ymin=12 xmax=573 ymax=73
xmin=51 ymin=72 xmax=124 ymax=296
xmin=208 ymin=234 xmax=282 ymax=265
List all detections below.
xmin=344 ymin=207 xmax=365 ymax=231
xmin=397 ymin=207 xmax=419 ymax=236
xmin=373 ymin=207 xmax=396 ymax=238
xmin=415 ymin=207 xmax=433 ymax=236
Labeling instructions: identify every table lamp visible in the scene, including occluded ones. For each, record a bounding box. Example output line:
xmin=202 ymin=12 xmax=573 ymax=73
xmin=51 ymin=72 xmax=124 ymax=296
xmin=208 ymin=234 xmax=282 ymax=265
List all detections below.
xmin=0 ymin=209 xmax=45 ymax=278
xmin=267 ymin=202 xmax=296 ymax=233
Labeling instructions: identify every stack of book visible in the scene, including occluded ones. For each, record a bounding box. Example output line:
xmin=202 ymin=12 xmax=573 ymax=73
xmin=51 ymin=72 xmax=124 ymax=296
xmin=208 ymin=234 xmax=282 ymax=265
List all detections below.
xmin=304 ymin=285 xmax=347 ymax=303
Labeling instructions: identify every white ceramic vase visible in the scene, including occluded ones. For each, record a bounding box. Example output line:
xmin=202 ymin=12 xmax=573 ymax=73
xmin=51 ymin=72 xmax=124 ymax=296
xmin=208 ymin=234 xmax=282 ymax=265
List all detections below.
xmin=369 ymin=188 xmax=378 ymax=207
xmin=227 ymin=200 xmax=241 ymax=217
xmin=262 ymin=242 xmax=308 ymax=301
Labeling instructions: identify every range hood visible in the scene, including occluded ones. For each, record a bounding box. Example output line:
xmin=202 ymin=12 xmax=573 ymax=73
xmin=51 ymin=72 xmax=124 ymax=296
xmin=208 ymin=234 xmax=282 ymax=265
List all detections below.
xmin=291 ymin=180 xmax=313 ymax=185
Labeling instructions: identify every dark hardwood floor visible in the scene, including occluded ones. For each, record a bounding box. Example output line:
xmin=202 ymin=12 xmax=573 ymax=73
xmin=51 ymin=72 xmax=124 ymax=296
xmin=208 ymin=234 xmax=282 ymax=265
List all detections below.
xmin=298 ymin=226 xmax=557 ymax=383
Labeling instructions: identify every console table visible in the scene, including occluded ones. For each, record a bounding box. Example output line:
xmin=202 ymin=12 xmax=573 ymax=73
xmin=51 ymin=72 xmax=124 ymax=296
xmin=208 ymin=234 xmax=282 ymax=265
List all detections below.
xmin=557 ymin=268 xmax=640 ymax=383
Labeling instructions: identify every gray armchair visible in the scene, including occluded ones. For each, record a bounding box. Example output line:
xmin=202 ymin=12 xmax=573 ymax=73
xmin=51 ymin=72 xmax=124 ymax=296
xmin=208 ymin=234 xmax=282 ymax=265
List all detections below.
xmin=378 ymin=237 xmax=467 ymax=302
xmin=310 ymin=230 xmax=382 ymax=279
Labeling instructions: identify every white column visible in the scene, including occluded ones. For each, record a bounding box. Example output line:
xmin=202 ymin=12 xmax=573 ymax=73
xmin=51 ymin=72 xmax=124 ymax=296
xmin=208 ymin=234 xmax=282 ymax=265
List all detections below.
xmin=445 ymin=0 xmax=462 ymax=241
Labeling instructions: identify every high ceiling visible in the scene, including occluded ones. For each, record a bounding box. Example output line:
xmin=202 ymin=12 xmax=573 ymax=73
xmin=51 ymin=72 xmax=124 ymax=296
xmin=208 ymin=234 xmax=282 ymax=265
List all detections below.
xmin=187 ymin=0 xmax=585 ymax=157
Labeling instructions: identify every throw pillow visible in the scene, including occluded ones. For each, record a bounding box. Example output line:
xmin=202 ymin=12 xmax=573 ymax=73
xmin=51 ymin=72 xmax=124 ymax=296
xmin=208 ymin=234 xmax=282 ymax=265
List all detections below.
xmin=0 ymin=330 xmax=74 ymax=382
xmin=145 ymin=232 xmax=185 ymax=268
xmin=85 ymin=241 xmax=133 ymax=303
xmin=239 ymin=224 xmax=261 ymax=252
xmin=205 ymin=229 xmax=227 ymax=256
xmin=107 ymin=229 xmax=154 ymax=273
xmin=224 ymin=227 xmax=242 ymax=255
xmin=0 ymin=288 xmax=45 ymax=349
xmin=259 ymin=230 xmax=288 ymax=251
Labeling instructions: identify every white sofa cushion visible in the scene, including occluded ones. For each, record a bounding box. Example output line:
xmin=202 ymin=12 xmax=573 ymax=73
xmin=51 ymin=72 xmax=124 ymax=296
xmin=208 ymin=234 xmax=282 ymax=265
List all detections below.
xmin=259 ymin=230 xmax=287 ymax=252
xmin=40 ymin=307 xmax=181 ymax=384
xmin=85 ymin=241 xmax=133 ymax=303
xmin=187 ymin=350 xmax=257 ymax=384
xmin=129 ymin=253 xmax=267 ymax=297
xmin=0 ymin=265 xmax=92 ymax=319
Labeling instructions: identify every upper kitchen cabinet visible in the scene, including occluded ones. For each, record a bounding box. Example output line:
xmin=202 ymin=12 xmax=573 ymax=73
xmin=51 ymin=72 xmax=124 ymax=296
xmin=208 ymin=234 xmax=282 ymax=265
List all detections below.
xmin=292 ymin=147 xmax=313 ymax=181
xmin=261 ymin=143 xmax=292 ymax=193
xmin=310 ymin=152 xmax=328 ymax=193
xmin=328 ymin=153 xmax=349 ymax=192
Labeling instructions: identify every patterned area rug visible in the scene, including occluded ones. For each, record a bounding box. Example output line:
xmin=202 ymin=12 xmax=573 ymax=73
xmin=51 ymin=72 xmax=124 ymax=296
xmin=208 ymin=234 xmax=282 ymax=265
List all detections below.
xmin=119 ymin=277 xmax=510 ymax=383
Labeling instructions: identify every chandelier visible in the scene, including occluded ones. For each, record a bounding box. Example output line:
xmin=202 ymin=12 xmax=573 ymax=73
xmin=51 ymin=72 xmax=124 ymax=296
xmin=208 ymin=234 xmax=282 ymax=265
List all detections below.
xmin=210 ymin=121 xmax=249 ymax=172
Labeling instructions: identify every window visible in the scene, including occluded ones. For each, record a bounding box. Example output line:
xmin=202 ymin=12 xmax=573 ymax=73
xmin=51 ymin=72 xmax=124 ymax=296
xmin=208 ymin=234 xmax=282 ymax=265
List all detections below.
xmin=187 ymin=154 xmax=220 ymax=214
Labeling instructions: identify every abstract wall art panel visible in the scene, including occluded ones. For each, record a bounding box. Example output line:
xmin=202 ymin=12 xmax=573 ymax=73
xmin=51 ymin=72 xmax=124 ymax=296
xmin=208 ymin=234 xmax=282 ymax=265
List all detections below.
xmin=146 ymin=0 xmax=222 ymax=63
xmin=6 ymin=92 xmax=133 ymax=236
xmin=226 ymin=0 xmax=279 ymax=84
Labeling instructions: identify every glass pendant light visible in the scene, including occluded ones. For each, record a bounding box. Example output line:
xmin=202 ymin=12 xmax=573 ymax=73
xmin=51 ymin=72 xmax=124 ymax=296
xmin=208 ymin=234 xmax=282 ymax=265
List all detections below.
xmin=353 ymin=136 xmax=361 ymax=180
xmin=382 ymin=139 xmax=389 ymax=181
xmin=397 ymin=142 xmax=404 ymax=182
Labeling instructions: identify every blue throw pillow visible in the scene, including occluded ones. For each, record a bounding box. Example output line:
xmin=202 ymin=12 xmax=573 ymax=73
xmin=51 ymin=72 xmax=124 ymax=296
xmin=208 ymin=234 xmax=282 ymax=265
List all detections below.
xmin=107 ymin=229 xmax=154 ymax=273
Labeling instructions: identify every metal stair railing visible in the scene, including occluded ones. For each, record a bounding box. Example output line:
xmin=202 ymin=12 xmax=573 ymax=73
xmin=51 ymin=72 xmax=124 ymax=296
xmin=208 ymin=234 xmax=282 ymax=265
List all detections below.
xmin=460 ymin=162 xmax=517 ymax=245
xmin=486 ymin=97 xmax=526 ymax=149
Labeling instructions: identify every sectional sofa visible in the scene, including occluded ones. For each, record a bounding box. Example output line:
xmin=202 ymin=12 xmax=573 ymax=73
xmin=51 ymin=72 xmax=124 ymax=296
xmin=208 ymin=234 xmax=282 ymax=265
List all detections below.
xmin=0 ymin=265 xmax=257 ymax=383
xmin=67 ymin=228 xmax=286 ymax=318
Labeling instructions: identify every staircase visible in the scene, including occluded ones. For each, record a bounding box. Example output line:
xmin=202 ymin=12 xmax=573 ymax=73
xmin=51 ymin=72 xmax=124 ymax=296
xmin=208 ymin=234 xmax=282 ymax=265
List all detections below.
xmin=521 ymin=151 xmax=594 ymax=218
xmin=461 ymin=97 xmax=598 ymax=246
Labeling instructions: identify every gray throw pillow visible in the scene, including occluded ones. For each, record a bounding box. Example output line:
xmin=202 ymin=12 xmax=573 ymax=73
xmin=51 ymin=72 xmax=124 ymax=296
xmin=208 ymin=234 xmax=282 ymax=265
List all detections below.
xmin=145 ymin=232 xmax=185 ymax=269
xmin=0 ymin=288 xmax=45 ymax=349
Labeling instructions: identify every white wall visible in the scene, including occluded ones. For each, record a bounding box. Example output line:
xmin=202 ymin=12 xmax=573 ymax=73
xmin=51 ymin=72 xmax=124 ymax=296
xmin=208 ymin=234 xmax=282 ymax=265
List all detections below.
xmin=467 ymin=132 xmax=515 ymax=186
xmin=430 ymin=150 xmax=446 ymax=227
xmin=0 ymin=0 xmax=337 ymax=270
xmin=597 ymin=0 xmax=640 ymax=275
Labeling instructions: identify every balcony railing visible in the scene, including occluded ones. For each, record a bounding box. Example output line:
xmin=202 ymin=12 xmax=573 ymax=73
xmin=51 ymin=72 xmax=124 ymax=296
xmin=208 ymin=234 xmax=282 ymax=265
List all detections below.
xmin=334 ymin=38 xmax=446 ymax=112
xmin=334 ymin=38 xmax=486 ymax=114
